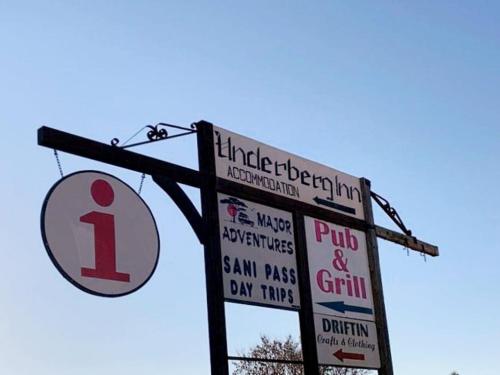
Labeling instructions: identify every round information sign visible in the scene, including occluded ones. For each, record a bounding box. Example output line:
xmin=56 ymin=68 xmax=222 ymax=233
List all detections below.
xmin=41 ymin=171 xmax=160 ymax=297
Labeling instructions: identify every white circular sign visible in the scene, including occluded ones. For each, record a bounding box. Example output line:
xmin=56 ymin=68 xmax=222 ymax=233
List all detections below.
xmin=41 ymin=171 xmax=160 ymax=297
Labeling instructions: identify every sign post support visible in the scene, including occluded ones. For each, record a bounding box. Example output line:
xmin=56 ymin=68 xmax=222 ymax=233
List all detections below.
xmin=294 ymin=212 xmax=320 ymax=374
xmin=360 ymin=178 xmax=394 ymax=375
xmin=197 ymin=122 xmax=230 ymax=375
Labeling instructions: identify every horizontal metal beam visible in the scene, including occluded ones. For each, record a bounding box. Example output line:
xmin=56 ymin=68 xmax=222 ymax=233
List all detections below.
xmin=228 ymin=356 xmax=304 ymax=365
xmin=38 ymin=126 xmax=202 ymax=188
xmin=38 ymin=126 xmax=439 ymax=258
xmin=375 ymin=225 xmax=439 ymax=257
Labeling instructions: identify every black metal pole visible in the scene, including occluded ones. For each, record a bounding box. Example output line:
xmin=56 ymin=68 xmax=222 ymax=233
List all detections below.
xmin=294 ymin=212 xmax=320 ymax=374
xmin=360 ymin=178 xmax=394 ymax=375
xmin=196 ymin=121 xmax=230 ymax=375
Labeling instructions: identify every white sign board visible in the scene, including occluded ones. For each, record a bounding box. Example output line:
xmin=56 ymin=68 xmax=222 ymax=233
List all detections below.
xmin=218 ymin=193 xmax=300 ymax=310
xmin=315 ymin=313 xmax=380 ymax=368
xmin=305 ymin=216 xmax=375 ymax=321
xmin=41 ymin=171 xmax=160 ymax=297
xmin=213 ymin=126 xmax=365 ymax=220
xmin=305 ymin=216 xmax=380 ymax=369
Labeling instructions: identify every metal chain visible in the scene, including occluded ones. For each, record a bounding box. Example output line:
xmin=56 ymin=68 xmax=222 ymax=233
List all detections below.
xmin=53 ymin=148 xmax=146 ymax=195
xmin=138 ymin=173 xmax=146 ymax=195
xmin=53 ymin=149 xmax=64 ymax=178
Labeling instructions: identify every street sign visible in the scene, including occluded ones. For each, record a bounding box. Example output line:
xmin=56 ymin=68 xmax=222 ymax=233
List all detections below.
xmin=305 ymin=215 xmax=380 ymax=368
xmin=41 ymin=170 xmax=160 ymax=297
xmin=37 ymin=122 xmax=435 ymax=375
xmin=305 ymin=216 xmax=375 ymax=321
xmin=212 ymin=126 xmax=365 ymax=220
xmin=218 ymin=193 xmax=300 ymax=310
xmin=314 ymin=313 xmax=380 ymax=368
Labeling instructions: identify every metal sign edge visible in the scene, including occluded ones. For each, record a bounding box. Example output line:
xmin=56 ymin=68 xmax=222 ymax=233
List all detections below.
xmin=40 ymin=169 xmax=161 ymax=298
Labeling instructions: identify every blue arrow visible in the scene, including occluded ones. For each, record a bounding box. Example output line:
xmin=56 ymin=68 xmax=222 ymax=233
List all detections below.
xmin=313 ymin=196 xmax=356 ymax=215
xmin=318 ymin=301 xmax=373 ymax=315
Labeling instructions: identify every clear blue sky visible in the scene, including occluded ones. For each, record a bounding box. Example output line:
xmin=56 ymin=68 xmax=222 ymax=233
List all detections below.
xmin=1 ymin=1 xmax=499 ymax=374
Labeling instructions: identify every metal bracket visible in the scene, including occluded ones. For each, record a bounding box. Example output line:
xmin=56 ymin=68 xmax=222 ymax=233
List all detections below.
xmin=371 ymin=191 xmax=412 ymax=236
xmin=111 ymin=122 xmax=197 ymax=149
xmin=152 ymin=174 xmax=205 ymax=245
xmin=369 ymin=189 xmax=438 ymax=256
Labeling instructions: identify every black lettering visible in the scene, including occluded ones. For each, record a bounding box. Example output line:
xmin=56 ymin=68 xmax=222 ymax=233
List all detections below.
xmin=261 ymin=156 xmax=272 ymax=173
xmin=223 ymin=256 xmax=230 ymax=273
xmin=301 ymin=170 xmax=311 ymax=185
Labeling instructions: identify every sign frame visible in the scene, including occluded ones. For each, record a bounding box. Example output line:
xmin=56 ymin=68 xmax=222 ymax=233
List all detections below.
xmin=33 ymin=121 xmax=432 ymax=375
xmin=203 ymin=124 xmax=393 ymax=373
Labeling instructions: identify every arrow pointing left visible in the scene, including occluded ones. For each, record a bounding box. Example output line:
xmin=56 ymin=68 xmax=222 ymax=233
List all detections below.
xmin=317 ymin=301 xmax=373 ymax=316
xmin=333 ymin=349 xmax=365 ymax=362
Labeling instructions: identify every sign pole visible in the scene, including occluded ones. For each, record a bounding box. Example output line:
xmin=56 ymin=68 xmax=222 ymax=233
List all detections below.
xmin=294 ymin=212 xmax=320 ymax=374
xmin=197 ymin=121 xmax=230 ymax=375
xmin=360 ymin=178 xmax=394 ymax=375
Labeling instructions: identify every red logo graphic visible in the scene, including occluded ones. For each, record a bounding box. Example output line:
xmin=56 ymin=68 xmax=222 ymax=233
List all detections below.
xmin=80 ymin=179 xmax=130 ymax=282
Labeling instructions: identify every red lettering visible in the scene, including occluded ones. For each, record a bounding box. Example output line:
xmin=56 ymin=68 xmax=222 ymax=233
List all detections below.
xmin=314 ymin=220 xmax=359 ymax=252
xmin=317 ymin=269 xmax=334 ymax=292
xmin=315 ymin=220 xmax=329 ymax=242
xmin=331 ymin=230 xmax=345 ymax=248
xmin=80 ymin=179 xmax=130 ymax=283
xmin=345 ymin=228 xmax=358 ymax=251
xmin=80 ymin=211 xmax=130 ymax=282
